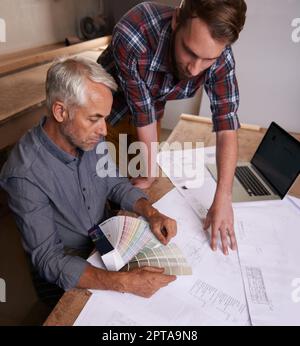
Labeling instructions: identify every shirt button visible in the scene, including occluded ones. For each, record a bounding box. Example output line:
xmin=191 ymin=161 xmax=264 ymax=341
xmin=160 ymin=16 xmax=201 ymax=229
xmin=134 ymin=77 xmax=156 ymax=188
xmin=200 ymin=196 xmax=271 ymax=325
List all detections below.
xmin=88 ymin=206 xmax=91 ymax=210
xmin=83 ymin=188 xmax=86 ymax=192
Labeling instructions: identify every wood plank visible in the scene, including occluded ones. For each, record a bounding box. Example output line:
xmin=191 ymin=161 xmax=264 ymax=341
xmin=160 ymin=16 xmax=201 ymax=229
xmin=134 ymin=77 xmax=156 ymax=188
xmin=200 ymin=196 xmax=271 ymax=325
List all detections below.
xmin=43 ymin=290 xmax=92 ymax=326
xmin=0 ymin=43 xmax=64 ymax=64
xmin=180 ymin=113 xmax=261 ymax=131
xmin=0 ymin=106 xmax=45 ymax=150
xmin=0 ymin=50 xmax=104 ymax=125
xmin=0 ymin=63 xmax=50 ymax=124
xmin=0 ymin=36 xmax=111 ymax=76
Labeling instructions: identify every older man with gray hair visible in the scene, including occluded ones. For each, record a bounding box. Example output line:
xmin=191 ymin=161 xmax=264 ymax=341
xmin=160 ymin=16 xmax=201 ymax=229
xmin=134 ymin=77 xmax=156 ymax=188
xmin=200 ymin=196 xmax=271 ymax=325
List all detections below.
xmin=0 ymin=57 xmax=177 ymax=306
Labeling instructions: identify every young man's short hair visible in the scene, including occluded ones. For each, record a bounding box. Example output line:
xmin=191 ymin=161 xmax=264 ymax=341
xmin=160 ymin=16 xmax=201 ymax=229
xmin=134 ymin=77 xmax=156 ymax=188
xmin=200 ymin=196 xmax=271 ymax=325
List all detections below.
xmin=178 ymin=0 xmax=247 ymax=44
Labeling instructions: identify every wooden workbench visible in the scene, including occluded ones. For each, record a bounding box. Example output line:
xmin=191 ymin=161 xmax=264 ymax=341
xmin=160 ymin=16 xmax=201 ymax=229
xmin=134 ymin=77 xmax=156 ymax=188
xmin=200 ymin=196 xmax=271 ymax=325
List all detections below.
xmin=43 ymin=114 xmax=300 ymax=326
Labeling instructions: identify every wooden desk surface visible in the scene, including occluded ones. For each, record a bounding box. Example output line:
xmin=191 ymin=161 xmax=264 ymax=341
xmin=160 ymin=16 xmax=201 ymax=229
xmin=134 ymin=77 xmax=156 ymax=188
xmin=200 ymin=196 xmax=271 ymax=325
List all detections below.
xmin=44 ymin=114 xmax=300 ymax=326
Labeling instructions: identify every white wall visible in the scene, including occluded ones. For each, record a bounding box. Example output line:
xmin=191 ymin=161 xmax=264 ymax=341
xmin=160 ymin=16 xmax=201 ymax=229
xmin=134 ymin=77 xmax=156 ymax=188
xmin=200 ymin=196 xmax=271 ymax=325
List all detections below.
xmin=200 ymin=0 xmax=300 ymax=133
xmin=0 ymin=0 xmax=100 ymax=55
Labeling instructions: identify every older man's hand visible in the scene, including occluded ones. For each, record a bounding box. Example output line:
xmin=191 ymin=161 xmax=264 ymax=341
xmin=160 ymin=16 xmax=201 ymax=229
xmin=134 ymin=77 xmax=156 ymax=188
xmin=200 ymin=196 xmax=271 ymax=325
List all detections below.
xmin=134 ymin=198 xmax=177 ymax=245
xmin=147 ymin=210 xmax=177 ymax=245
xmin=77 ymin=265 xmax=176 ymax=297
xmin=120 ymin=267 xmax=176 ymax=298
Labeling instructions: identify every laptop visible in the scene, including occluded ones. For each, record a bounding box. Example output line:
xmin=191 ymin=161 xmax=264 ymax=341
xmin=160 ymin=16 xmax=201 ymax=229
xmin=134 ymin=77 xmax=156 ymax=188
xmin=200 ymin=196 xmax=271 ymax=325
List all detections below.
xmin=207 ymin=122 xmax=300 ymax=202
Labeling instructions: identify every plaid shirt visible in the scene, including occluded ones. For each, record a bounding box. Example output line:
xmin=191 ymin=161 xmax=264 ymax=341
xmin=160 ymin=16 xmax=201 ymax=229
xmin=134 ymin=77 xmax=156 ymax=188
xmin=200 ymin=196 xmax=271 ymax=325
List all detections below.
xmin=98 ymin=1 xmax=240 ymax=132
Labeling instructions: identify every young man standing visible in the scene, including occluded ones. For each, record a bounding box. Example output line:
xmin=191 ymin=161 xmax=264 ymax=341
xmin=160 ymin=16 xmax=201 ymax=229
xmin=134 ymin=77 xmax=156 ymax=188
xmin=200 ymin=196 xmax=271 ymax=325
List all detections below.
xmin=98 ymin=0 xmax=247 ymax=255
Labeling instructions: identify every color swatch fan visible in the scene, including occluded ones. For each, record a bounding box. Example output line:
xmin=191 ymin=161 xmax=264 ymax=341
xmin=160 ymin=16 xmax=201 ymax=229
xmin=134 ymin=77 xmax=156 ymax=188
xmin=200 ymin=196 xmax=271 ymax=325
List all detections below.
xmin=89 ymin=216 xmax=161 ymax=271
xmin=121 ymin=243 xmax=192 ymax=275
xmin=89 ymin=216 xmax=192 ymax=275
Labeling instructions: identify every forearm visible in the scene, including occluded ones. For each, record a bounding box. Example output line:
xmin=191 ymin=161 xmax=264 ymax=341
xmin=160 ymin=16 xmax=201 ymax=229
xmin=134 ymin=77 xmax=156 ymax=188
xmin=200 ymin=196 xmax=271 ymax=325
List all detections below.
xmin=133 ymin=198 xmax=158 ymax=219
xmin=77 ymin=264 xmax=126 ymax=292
xmin=136 ymin=122 xmax=158 ymax=180
xmin=76 ymin=262 xmax=176 ymax=298
xmin=215 ymin=130 xmax=238 ymax=198
xmin=204 ymin=130 xmax=238 ymax=254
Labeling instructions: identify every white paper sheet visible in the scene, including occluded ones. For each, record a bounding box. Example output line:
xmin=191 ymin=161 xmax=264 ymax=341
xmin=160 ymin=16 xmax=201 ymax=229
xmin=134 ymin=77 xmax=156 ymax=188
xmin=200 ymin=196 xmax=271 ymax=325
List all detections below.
xmin=235 ymin=204 xmax=300 ymax=325
xmin=156 ymin=146 xmax=300 ymax=325
xmin=157 ymin=147 xmax=205 ymax=189
xmin=74 ymin=189 xmax=250 ymax=326
xmin=286 ymin=195 xmax=300 ymax=212
xmin=157 ymin=147 xmax=217 ymax=219
xmin=74 ymin=146 xmax=299 ymax=326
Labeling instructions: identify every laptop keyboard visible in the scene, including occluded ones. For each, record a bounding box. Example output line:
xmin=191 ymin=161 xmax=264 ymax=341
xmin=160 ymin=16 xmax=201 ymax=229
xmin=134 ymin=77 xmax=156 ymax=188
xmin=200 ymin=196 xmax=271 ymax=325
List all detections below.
xmin=235 ymin=166 xmax=271 ymax=197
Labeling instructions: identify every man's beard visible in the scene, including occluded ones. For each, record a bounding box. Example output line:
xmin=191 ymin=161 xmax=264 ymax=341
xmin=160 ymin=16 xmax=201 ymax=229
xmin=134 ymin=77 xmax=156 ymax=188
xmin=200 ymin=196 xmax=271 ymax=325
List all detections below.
xmin=170 ymin=29 xmax=181 ymax=80
xmin=60 ymin=119 xmax=92 ymax=153
xmin=170 ymin=29 xmax=193 ymax=81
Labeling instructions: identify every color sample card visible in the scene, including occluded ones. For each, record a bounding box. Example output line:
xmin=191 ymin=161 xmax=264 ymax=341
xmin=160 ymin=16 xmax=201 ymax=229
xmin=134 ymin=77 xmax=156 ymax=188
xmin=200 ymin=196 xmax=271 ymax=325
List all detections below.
xmin=94 ymin=216 xmax=192 ymax=275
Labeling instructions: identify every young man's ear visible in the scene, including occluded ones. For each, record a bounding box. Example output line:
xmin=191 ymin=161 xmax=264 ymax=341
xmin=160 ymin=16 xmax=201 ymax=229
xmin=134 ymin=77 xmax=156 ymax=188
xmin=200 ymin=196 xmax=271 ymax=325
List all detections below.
xmin=52 ymin=101 xmax=68 ymax=123
xmin=171 ymin=8 xmax=181 ymax=31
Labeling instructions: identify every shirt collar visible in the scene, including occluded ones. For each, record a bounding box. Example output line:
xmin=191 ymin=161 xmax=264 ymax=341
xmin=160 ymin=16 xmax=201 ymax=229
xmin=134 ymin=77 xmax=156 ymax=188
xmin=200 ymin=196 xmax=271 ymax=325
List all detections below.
xmin=149 ymin=21 xmax=173 ymax=73
xmin=35 ymin=116 xmax=81 ymax=167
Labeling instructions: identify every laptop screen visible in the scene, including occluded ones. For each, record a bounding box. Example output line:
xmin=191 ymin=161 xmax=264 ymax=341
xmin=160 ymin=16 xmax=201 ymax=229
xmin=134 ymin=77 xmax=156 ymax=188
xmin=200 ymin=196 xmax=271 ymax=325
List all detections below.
xmin=251 ymin=122 xmax=300 ymax=199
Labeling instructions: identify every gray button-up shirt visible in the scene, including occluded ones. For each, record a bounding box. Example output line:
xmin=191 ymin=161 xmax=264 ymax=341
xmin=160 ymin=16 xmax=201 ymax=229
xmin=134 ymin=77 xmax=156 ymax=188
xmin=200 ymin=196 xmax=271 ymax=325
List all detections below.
xmin=0 ymin=117 xmax=147 ymax=290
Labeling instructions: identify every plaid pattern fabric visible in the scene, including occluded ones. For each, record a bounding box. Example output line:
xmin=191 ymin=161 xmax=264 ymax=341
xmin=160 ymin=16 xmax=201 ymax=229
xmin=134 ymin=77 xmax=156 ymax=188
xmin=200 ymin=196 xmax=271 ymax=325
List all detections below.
xmin=99 ymin=1 xmax=240 ymax=132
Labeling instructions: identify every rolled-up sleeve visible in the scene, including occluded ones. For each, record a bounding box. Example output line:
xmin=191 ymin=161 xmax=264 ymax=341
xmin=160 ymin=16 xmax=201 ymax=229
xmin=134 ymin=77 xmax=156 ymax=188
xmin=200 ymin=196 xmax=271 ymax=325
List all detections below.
xmin=107 ymin=177 xmax=148 ymax=212
xmin=2 ymin=177 xmax=88 ymax=291
xmin=104 ymin=164 xmax=148 ymax=212
xmin=205 ymin=47 xmax=241 ymax=132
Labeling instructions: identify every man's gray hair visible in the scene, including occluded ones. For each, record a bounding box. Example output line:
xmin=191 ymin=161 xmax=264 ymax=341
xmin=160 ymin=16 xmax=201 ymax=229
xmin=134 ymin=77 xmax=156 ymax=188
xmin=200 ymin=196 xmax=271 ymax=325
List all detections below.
xmin=46 ymin=56 xmax=118 ymax=111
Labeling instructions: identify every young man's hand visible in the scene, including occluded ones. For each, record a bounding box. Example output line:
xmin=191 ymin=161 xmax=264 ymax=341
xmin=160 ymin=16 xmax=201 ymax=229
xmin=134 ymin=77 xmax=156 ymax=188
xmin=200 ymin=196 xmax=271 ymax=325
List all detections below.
xmin=204 ymin=193 xmax=237 ymax=255
xmin=205 ymin=130 xmax=238 ymax=255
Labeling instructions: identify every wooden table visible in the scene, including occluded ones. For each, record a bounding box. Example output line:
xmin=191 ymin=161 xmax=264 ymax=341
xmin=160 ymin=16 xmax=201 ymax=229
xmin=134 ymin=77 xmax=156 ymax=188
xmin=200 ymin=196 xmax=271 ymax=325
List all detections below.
xmin=44 ymin=114 xmax=300 ymax=326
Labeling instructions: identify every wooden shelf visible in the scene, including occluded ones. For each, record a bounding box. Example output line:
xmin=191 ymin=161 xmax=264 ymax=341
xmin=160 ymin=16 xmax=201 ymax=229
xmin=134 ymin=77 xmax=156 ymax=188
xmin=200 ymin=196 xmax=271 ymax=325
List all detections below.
xmin=0 ymin=36 xmax=111 ymax=77
xmin=0 ymin=37 xmax=111 ymax=149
